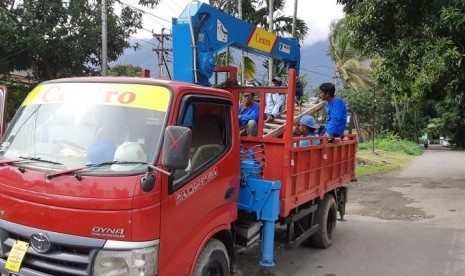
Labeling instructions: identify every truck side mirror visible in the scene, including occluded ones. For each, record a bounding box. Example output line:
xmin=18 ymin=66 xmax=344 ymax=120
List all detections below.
xmin=0 ymin=86 xmax=8 ymax=140
xmin=162 ymin=126 xmax=191 ymax=170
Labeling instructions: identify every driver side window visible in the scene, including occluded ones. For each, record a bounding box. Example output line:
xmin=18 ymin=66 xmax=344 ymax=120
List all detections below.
xmin=171 ymin=96 xmax=231 ymax=191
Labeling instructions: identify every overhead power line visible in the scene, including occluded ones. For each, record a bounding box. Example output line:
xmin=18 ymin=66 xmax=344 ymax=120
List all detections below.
xmin=300 ymin=67 xmax=335 ymax=78
xmin=119 ymin=0 xmax=171 ymax=24
xmin=0 ymin=45 xmax=35 ymax=63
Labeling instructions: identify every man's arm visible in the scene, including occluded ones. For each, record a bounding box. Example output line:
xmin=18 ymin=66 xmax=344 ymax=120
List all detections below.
xmin=239 ymin=103 xmax=259 ymax=122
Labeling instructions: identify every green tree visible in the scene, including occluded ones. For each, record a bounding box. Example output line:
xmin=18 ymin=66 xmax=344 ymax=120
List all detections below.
xmin=0 ymin=0 xmax=159 ymax=82
xmin=339 ymin=0 xmax=465 ymax=147
xmin=328 ymin=18 xmax=383 ymax=143
xmin=108 ymin=64 xmax=143 ymax=77
xmin=262 ymin=59 xmax=288 ymax=80
xmin=328 ymin=19 xmax=373 ymax=90
xmin=0 ymin=78 xmax=35 ymax=120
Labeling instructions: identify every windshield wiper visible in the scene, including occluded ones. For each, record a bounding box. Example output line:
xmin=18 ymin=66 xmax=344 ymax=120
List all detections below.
xmin=45 ymin=161 xmax=134 ymax=180
xmin=46 ymin=161 xmax=171 ymax=181
xmin=45 ymin=165 xmax=89 ymax=180
xmin=90 ymin=161 xmax=171 ymax=176
xmin=19 ymin=156 xmax=63 ymax=165
xmin=0 ymin=158 xmax=26 ymax=166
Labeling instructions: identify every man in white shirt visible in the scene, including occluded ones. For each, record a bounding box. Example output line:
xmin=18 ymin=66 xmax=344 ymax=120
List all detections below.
xmin=264 ymin=78 xmax=285 ymax=123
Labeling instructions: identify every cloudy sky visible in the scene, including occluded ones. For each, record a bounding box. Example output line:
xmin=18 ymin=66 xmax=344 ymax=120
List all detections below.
xmin=128 ymin=0 xmax=344 ymax=46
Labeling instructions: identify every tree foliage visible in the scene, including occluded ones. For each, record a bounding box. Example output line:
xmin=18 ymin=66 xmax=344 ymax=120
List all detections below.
xmin=0 ymin=0 xmax=160 ymax=82
xmin=339 ymin=0 xmax=465 ymax=147
xmin=328 ymin=19 xmax=374 ymax=90
xmin=0 ymin=79 xmax=34 ymax=120
xmin=108 ymin=64 xmax=143 ymax=77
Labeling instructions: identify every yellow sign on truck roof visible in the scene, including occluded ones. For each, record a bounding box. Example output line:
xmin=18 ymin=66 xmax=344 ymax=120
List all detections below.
xmin=22 ymin=83 xmax=171 ymax=112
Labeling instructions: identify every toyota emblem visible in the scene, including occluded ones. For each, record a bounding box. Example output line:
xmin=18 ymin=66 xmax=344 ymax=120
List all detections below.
xmin=30 ymin=233 xmax=51 ymax=254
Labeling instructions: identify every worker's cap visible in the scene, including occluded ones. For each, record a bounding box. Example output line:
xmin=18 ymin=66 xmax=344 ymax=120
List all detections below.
xmin=85 ymin=140 xmax=116 ymax=166
xmin=300 ymin=115 xmax=320 ymax=129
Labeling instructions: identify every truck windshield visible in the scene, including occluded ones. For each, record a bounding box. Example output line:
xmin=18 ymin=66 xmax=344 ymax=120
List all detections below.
xmin=0 ymin=82 xmax=171 ymax=172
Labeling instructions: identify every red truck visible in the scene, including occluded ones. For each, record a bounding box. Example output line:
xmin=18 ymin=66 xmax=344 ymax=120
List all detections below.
xmin=0 ymin=3 xmax=356 ymax=276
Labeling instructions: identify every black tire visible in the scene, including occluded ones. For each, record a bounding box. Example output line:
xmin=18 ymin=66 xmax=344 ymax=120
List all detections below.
xmin=193 ymin=238 xmax=230 ymax=276
xmin=310 ymin=195 xmax=337 ymax=249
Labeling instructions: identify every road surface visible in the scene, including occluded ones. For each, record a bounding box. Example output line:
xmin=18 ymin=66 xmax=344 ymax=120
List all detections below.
xmin=237 ymin=145 xmax=465 ymax=276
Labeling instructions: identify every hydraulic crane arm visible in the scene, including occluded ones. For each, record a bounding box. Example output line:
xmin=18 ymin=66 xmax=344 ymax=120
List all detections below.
xmin=172 ymin=2 xmax=300 ymax=86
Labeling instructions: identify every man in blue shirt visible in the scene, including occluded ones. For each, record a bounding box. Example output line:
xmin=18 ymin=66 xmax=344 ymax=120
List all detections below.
xmin=239 ymin=93 xmax=259 ymax=136
xmin=319 ymin=83 xmax=347 ymax=138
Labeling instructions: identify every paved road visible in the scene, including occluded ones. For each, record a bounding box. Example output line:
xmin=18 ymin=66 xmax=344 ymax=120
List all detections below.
xmin=238 ymin=145 xmax=465 ymax=276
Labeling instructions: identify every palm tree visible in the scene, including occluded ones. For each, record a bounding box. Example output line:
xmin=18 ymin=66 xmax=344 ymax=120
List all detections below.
xmin=328 ymin=19 xmax=373 ymax=89
xmin=328 ymin=19 xmax=376 ymax=144
xmin=215 ymin=52 xmax=256 ymax=82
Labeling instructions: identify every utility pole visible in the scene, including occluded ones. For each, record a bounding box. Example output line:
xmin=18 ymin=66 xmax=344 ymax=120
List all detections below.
xmin=239 ymin=0 xmax=245 ymax=85
xmin=291 ymin=0 xmax=298 ymax=37
xmin=268 ymin=0 xmax=274 ymax=84
xmin=372 ymin=89 xmax=377 ymax=153
xmin=154 ymin=28 xmax=172 ymax=79
xmin=101 ymin=0 xmax=108 ymax=76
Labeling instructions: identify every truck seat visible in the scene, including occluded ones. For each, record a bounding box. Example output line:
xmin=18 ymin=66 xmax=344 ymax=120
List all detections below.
xmin=188 ymin=114 xmax=224 ymax=172
xmin=190 ymin=144 xmax=224 ymax=172
xmin=190 ymin=115 xmax=223 ymax=150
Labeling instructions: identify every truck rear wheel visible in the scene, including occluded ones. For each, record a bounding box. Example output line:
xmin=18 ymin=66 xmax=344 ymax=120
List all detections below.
xmin=310 ymin=195 xmax=337 ymax=248
xmin=193 ymin=238 xmax=230 ymax=276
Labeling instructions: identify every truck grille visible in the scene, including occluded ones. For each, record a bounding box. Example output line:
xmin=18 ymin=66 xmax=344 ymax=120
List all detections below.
xmin=0 ymin=220 xmax=105 ymax=276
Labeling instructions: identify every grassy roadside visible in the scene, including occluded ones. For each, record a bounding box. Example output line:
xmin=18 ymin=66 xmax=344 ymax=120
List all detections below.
xmin=355 ymin=137 xmax=423 ymax=178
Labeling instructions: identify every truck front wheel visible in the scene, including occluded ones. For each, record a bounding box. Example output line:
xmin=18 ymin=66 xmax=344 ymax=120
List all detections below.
xmin=310 ymin=195 xmax=337 ymax=248
xmin=193 ymin=238 xmax=230 ymax=276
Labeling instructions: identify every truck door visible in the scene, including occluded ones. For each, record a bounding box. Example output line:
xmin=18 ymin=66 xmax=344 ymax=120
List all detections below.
xmin=158 ymin=94 xmax=238 ymax=274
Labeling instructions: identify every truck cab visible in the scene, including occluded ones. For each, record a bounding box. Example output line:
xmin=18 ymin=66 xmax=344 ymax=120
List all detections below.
xmin=0 ymin=78 xmax=239 ymax=275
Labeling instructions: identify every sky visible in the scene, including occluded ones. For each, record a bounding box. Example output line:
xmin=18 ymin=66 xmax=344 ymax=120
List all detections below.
xmin=127 ymin=0 xmax=344 ymax=46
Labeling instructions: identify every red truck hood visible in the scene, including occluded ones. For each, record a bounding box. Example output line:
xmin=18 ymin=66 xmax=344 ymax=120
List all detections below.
xmin=0 ymin=166 xmax=161 ymax=241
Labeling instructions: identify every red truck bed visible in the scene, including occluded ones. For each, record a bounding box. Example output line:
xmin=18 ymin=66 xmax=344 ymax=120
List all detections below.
xmin=224 ymin=70 xmax=357 ymax=218
xmin=240 ymin=135 xmax=357 ymax=217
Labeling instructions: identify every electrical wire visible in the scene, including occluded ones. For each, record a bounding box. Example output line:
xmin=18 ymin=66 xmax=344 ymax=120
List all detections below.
xmin=158 ymin=0 xmax=178 ymax=15
xmin=119 ymin=0 xmax=171 ymax=24
xmin=0 ymin=45 xmax=35 ymax=63
xmin=300 ymin=67 xmax=335 ymax=78
xmin=133 ymin=37 xmax=158 ymax=47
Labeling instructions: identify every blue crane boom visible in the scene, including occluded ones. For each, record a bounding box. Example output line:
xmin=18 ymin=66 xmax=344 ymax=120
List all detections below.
xmin=172 ymin=2 xmax=300 ymax=86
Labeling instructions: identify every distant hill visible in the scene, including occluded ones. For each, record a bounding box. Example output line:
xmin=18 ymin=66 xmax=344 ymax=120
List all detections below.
xmin=111 ymin=38 xmax=160 ymax=75
xmin=300 ymin=41 xmax=336 ymax=89
xmin=111 ymin=39 xmax=336 ymax=90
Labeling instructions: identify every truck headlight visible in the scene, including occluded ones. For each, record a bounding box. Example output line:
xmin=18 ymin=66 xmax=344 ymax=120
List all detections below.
xmin=93 ymin=246 xmax=158 ymax=276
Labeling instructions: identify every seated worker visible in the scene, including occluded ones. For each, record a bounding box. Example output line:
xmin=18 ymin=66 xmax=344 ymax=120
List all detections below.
xmin=264 ymin=78 xmax=286 ymax=123
xmin=239 ymin=93 xmax=259 ymax=136
xmin=294 ymin=115 xmax=320 ymax=146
